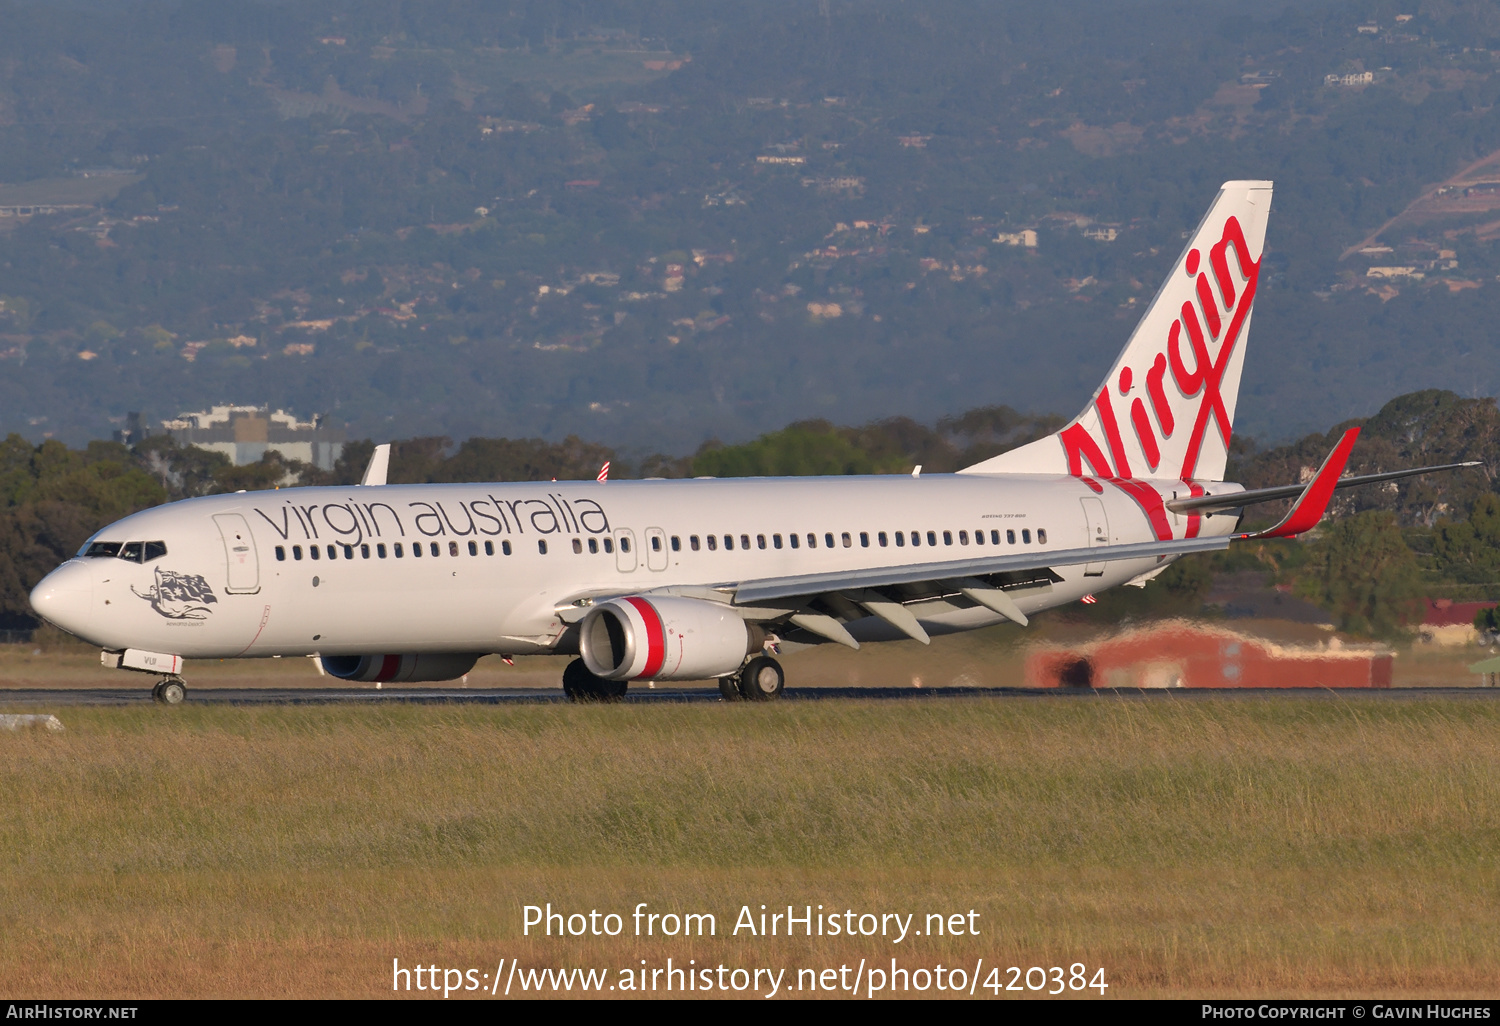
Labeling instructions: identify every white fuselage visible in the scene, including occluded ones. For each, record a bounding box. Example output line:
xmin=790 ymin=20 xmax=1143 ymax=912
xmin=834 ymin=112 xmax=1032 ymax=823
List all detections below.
xmin=31 ymin=473 xmax=1239 ymax=662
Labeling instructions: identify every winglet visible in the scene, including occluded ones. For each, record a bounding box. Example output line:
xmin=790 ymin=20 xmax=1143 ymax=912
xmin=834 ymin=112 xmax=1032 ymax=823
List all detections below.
xmin=1242 ymin=427 xmax=1360 ymax=539
xmin=360 ymin=443 xmax=391 ymax=487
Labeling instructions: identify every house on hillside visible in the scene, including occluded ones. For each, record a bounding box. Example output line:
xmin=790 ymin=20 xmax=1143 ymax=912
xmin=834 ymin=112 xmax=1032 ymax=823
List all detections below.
xmin=1025 ymin=621 xmax=1393 ymax=689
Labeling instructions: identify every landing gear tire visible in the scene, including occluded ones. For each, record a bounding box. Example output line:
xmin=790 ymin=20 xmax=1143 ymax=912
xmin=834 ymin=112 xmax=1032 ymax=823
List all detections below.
xmin=738 ymin=656 xmax=785 ymax=701
xmin=562 ymin=659 xmax=627 ymax=703
xmin=718 ymin=677 xmax=744 ymax=702
xmin=154 ymin=677 xmax=186 ymax=705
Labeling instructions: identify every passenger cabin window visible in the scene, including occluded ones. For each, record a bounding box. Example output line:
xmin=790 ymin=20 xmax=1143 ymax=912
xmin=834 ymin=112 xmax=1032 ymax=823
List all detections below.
xmin=1006 ymin=530 xmax=1016 ymax=544
xmin=740 ymin=534 xmax=750 ymax=550
xmin=927 ymin=531 xmax=937 ymax=547
xmin=411 ymin=543 xmax=421 ymax=557
xmin=690 ymin=535 xmax=701 ymax=551
xmin=841 ymin=532 xmax=852 ymax=548
xmin=707 ymin=535 xmax=718 ymax=551
xmin=860 ymin=532 xmax=869 ymax=548
xmin=652 ymin=536 xmax=662 ymax=552
xmin=431 ymin=542 xmax=442 ymax=557
xmin=723 ymin=535 xmax=734 ymax=551
xmin=974 ymin=530 xmax=984 ymax=546
xmin=538 ymin=540 xmax=548 ymax=554
xmin=621 ymin=537 xmax=631 ymax=553
xmin=377 ymin=544 xmax=387 ymax=558
xmin=671 ymin=536 xmax=681 ymax=552
xmin=342 ymin=544 xmax=353 ymax=559
xmin=394 ymin=543 xmax=404 ymax=557
xmin=878 ymin=532 xmax=888 ymax=547
xmin=469 ymin=541 xmax=479 ymax=556
xmin=991 ymin=530 xmax=1001 ymax=545
xmin=790 ymin=534 xmax=800 ymax=549
xmin=895 ymin=532 xmax=904 ymax=547
xmin=573 ymin=538 xmax=583 ymax=554
xmin=911 ymin=532 xmax=920 ymax=547
xmin=293 ymin=545 xmax=304 ymax=560
xmin=1022 ymin=529 xmax=1032 ymax=544
xmin=825 ymin=533 xmax=835 ymax=548
xmin=275 ymin=545 xmax=286 ymax=561
xmin=959 ymin=530 xmax=969 ymax=545
xmin=807 ymin=534 xmax=817 ymax=549
xmin=502 ymin=541 xmax=512 ymax=555
xmin=773 ymin=534 xmax=783 ymax=549
xmin=484 ymin=541 xmax=494 ymax=555
xmin=1038 ymin=529 xmax=1048 ymax=544
xmin=588 ymin=538 xmax=599 ymax=554
xmin=604 ymin=538 xmax=615 ymax=554
xmin=942 ymin=531 xmax=952 ymax=546
xmin=311 ymin=545 xmax=321 ymax=560
xmin=328 ymin=545 xmax=338 ymax=559
xmin=362 ymin=544 xmax=371 ymax=559
xmin=757 ymin=535 xmax=766 ymax=550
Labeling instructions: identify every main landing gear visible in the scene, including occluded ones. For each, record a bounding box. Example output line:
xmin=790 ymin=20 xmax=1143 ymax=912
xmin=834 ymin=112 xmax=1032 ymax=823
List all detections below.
xmin=151 ymin=676 xmax=187 ymax=705
xmin=562 ymin=659 xmax=628 ymax=703
xmin=720 ymin=656 xmax=785 ymax=702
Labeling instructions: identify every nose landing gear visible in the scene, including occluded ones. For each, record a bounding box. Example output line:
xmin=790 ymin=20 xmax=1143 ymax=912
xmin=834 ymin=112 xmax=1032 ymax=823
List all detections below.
xmin=151 ymin=677 xmax=187 ymax=705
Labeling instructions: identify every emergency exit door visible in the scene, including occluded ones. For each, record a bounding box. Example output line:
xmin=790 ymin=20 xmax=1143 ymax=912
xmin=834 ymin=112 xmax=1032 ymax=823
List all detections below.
xmin=1080 ymin=497 xmax=1109 ymax=577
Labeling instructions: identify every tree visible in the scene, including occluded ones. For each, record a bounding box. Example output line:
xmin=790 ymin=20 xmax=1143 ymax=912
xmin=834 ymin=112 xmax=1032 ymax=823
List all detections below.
xmin=1297 ymin=511 xmax=1423 ymax=637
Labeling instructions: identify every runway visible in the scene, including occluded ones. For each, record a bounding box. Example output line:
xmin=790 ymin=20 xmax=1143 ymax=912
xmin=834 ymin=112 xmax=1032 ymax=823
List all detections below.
xmin=2 ymin=685 xmax=1498 ymax=706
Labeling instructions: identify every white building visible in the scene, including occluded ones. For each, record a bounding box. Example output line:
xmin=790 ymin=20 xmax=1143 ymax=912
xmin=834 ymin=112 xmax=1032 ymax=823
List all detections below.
xmin=160 ymin=405 xmax=344 ymax=470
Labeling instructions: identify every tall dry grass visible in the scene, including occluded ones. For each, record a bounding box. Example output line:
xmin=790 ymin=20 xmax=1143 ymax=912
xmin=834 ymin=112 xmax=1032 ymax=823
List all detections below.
xmin=1 ymin=697 xmax=1497 ymax=997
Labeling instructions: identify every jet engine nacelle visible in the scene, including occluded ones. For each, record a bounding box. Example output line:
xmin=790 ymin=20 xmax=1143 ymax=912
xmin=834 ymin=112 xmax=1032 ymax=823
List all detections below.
xmin=579 ymin=596 xmax=760 ymax=681
xmin=321 ymin=653 xmax=480 ymax=683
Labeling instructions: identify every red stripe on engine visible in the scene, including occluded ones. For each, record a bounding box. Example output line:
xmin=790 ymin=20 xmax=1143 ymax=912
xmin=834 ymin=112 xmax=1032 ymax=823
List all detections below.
xmin=377 ymin=654 xmax=402 ymax=681
xmin=623 ymin=596 xmax=666 ymax=678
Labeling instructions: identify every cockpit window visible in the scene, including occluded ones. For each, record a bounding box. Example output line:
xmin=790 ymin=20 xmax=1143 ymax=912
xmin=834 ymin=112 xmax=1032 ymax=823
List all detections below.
xmin=83 ymin=540 xmax=168 ymax=562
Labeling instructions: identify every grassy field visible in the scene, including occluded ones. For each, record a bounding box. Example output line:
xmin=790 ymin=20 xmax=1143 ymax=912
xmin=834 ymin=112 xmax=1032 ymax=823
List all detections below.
xmin=1 ymin=696 xmax=1497 ymax=998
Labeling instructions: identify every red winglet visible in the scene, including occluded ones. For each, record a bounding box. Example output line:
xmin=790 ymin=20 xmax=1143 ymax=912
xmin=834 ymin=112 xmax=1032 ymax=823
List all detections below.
xmin=1244 ymin=427 xmax=1360 ymax=539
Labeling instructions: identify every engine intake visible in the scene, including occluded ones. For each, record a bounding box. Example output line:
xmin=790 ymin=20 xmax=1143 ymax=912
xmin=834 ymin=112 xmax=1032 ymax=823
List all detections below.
xmin=580 ymin=596 xmax=759 ymax=681
xmin=321 ymin=653 xmax=480 ymax=683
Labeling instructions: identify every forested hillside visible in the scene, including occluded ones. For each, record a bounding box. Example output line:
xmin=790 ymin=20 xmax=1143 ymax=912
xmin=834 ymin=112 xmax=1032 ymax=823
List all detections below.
xmin=5 ymin=1 xmax=1500 ymax=449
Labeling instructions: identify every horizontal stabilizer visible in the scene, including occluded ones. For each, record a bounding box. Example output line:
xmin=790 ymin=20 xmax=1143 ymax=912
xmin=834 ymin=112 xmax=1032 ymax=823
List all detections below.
xmin=360 ymin=443 xmax=391 ymax=487
xmin=1168 ymin=459 xmax=1482 ymax=514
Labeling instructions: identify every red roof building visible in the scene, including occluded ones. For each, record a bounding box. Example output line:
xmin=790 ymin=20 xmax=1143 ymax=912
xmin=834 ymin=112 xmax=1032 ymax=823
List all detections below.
xmin=1025 ymin=621 xmax=1393 ymax=689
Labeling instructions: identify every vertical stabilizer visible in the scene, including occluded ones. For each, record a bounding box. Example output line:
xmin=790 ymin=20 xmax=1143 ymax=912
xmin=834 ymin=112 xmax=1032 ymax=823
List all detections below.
xmin=961 ymin=180 xmax=1272 ymax=483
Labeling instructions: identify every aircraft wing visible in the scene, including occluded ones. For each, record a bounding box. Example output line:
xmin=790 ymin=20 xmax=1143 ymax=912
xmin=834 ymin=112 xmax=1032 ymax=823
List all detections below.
xmin=732 ymin=535 xmax=1231 ymax=606
xmin=721 ymin=534 xmax=1233 ymax=648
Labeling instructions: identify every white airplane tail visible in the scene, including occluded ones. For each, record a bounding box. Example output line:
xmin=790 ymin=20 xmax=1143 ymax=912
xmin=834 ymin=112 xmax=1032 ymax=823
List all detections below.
xmin=961 ymin=180 xmax=1272 ymax=484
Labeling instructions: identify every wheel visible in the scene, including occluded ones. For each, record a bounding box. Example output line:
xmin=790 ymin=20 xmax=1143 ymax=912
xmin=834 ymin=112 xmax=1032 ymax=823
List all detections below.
xmin=562 ymin=659 xmax=628 ymax=703
xmin=151 ymin=681 xmax=164 ymax=702
xmin=718 ymin=677 xmax=744 ymax=702
xmin=738 ymin=656 xmax=785 ymax=701
xmin=158 ymin=678 xmax=186 ymax=705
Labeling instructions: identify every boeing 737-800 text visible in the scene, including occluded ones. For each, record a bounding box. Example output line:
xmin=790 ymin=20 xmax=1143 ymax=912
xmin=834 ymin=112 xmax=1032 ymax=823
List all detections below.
xmin=27 ymin=181 xmax=1475 ymax=702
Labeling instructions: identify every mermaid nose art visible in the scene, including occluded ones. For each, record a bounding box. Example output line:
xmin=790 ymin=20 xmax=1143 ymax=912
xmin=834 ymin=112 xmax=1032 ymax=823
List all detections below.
xmin=30 ymin=561 xmax=94 ymax=638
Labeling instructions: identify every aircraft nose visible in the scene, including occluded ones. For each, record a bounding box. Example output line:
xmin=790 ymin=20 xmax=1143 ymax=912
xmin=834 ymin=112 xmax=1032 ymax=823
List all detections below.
xmin=30 ymin=560 xmax=93 ymax=638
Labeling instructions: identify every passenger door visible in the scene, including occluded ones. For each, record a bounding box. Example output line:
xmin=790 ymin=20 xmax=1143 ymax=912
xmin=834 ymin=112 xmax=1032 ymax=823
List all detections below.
xmin=213 ymin=513 xmax=261 ymax=594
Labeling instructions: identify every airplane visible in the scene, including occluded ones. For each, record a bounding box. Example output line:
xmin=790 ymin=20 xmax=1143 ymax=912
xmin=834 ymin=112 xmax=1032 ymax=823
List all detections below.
xmin=28 ymin=180 xmax=1478 ymax=704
